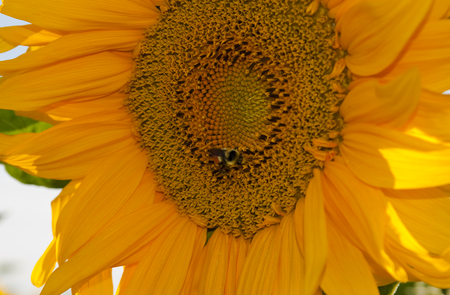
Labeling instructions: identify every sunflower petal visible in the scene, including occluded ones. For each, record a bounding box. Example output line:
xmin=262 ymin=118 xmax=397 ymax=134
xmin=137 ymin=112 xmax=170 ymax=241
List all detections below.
xmin=0 ymin=52 xmax=132 ymax=111
xmin=274 ymin=213 xmax=304 ymax=295
xmin=198 ymin=230 xmax=230 ymax=295
xmin=77 ymin=269 xmax=113 ymax=295
xmin=1 ymin=0 xmax=159 ymax=31
xmin=322 ymin=157 xmax=407 ymax=281
xmin=429 ymin=0 xmax=450 ymax=20
xmin=56 ymin=145 xmax=148 ymax=262
xmin=0 ymin=133 xmax=33 ymax=154
xmin=304 ymin=169 xmax=327 ymax=295
xmin=340 ymin=123 xmax=450 ymax=189
xmin=385 ymin=202 xmax=450 ymax=288
xmin=406 ymin=89 xmax=450 ymax=144
xmin=31 ymin=239 xmax=56 ymax=288
xmin=0 ymin=24 xmax=60 ymax=53
xmin=340 ymin=68 xmax=420 ymax=129
xmin=0 ymin=29 xmax=144 ymax=75
xmin=188 ymin=241 xmax=209 ymax=295
xmin=40 ymin=202 xmax=178 ymax=295
xmin=38 ymin=93 xmax=125 ymax=120
xmin=225 ymin=236 xmax=250 ymax=295
xmin=179 ymin=227 xmax=207 ymax=295
xmin=1 ymin=118 xmax=135 ymax=180
xmin=236 ymin=226 xmax=281 ymax=295
xmin=321 ymin=223 xmax=379 ymax=295
xmin=115 ymin=264 xmax=137 ymax=295
xmin=382 ymin=19 xmax=450 ymax=92
xmin=339 ymin=0 xmax=433 ymax=76
xmin=384 ymin=188 xmax=450 ymax=257
xmin=124 ymin=218 xmax=198 ymax=295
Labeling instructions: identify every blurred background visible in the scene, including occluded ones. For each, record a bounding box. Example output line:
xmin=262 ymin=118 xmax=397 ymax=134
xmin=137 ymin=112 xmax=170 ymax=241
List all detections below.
xmin=0 ymin=4 xmax=448 ymax=295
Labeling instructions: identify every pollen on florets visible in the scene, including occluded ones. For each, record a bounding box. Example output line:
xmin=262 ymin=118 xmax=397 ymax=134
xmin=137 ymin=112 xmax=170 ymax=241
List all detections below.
xmin=125 ymin=0 xmax=348 ymax=238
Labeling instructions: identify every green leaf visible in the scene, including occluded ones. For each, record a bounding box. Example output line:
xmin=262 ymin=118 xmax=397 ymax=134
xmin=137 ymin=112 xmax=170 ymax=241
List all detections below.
xmin=0 ymin=109 xmax=52 ymax=135
xmin=0 ymin=109 xmax=70 ymax=189
xmin=379 ymin=282 xmax=400 ymax=295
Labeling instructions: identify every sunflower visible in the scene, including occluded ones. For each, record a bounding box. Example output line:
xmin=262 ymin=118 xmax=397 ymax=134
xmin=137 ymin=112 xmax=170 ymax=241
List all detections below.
xmin=1 ymin=0 xmax=450 ymax=294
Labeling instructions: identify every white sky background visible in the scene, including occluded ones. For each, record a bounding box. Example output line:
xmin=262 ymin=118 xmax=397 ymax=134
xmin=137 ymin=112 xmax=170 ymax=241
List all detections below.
xmin=0 ymin=9 xmax=123 ymax=295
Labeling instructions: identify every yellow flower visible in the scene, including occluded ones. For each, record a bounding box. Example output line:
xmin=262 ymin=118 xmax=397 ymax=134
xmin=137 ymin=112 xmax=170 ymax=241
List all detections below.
xmin=1 ymin=0 xmax=450 ymax=294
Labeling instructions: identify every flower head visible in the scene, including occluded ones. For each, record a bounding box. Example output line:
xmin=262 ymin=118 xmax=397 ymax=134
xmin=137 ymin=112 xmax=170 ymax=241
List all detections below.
xmin=1 ymin=0 xmax=450 ymax=294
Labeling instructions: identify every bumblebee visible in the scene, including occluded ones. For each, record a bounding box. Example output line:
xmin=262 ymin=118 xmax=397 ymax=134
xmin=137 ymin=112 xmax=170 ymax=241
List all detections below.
xmin=208 ymin=148 xmax=243 ymax=167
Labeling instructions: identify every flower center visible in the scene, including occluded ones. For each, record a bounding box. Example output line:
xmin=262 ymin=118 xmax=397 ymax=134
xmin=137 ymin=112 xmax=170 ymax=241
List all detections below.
xmin=126 ymin=0 xmax=348 ymax=238
xmin=177 ymin=37 xmax=291 ymax=172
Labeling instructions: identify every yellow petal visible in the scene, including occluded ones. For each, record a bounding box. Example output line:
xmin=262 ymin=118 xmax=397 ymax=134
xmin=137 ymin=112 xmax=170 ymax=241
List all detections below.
xmin=340 ymin=123 xmax=450 ymax=189
xmin=15 ymin=110 xmax=63 ymax=126
xmin=115 ymin=264 xmax=137 ymax=295
xmin=303 ymin=169 xmax=327 ymax=295
xmin=179 ymin=227 xmax=207 ymax=295
xmin=224 ymin=236 xmax=250 ymax=295
xmin=109 ymin=170 xmax=157 ymax=220
xmin=188 ymin=241 xmax=209 ymax=295
xmin=51 ymin=182 xmax=77 ymax=234
xmin=236 ymin=226 xmax=281 ymax=295
xmin=0 ymin=52 xmax=132 ymax=111
xmin=381 ymin=19 xmax=450 ymax=93
xmin=0 ymin=133 xmax=33 ymax=154
xmin=0 ymin=29 xmax=144 ymax=75
xmin=198 ymin=230 xmax=230 ymax=295
xmin=2 ymin=113 xmax=135 ymax=180
xmin=38 ymin=93 xmax=125 ymax=120
xmin=340 ymin=68 xmax=420 ymax=129
xmin=1 ymin=0 xmax=159 ymax=31
xmin=385 ymin=202 xmax=450 ymax=288
xmin=234 ymin=235 xmax=250 ymax=285
xmin=0 ymin=24 xmax=60 ymax=53
xmin=293 ymin=198 xmax=305 ymax=254
xmin=124 ymin=218 xmax=198 ymax=295
xmin=55 ymin=145 xmax=148 ymax=262
xmin=40 ymin=202 xmax=178 ymax=295
xmin=274 ymin=213 xmax=304 ymax=295
xmin=321 ymin=222 xmax=379 ymax=295
xmin=322 ymin=157 xmax=407 ymax=281
xmin=339 ymin=0 xmax=433 ymax=76
xmin=31 ymin=239 xmax=56 ymax=288
xmin=384 ymin=188 xmax=450 ymax=257
xmin=429 ymin=0 xmax=450 ymax=20
xmin=77 ymin=269 xmax=113 ymax=295
xmin=405 ymin=88 xmax=450 ymax=144
xmin=329 ymin=0 xmax=362 ymax=23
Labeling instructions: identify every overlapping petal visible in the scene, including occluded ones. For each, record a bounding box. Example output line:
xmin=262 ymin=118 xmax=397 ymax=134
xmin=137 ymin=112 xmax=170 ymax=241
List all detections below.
xmin=0 ymin=24 xmax=60 ymax=53
xmin=236 ymin=226 xmax=281 ymax=295
xmin=321 ymin=222 xmax=379 ymax=295
xmin=340 ymin=68 xmax=420 ymax=129
xmin=0 ymin=29 xmax=144 ymax=75
xmin=384 ymin=188 xmax=450 ymax=257
xmin=303 ymin=169 xmax=327 ymax=295
xmin=322 ymin=157 xmax=407 ymax=281
xmin=339 ymin=0 xmax=433 ymax=76
xmin=1 ymin=110 xmax=135 ymax=180
xmin=123 ymin=217 xmax=198 ymax=295
xmin=40 ymin=202 xmax=178 ymax=295
xmin=1 ymin=0 xmax=159 ymax=31
xmin=0 ymin=52 xmax=132 ymax=111
xmin=55 ymin=144 xmax=148 ymax=262
xmin=340 ymin=123 xmax=450 ymax=189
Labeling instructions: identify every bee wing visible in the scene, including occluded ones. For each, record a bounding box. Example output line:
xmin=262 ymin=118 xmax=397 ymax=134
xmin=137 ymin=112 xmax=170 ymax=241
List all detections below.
xmin=208 ymin=148 xmax=226 ymax=157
